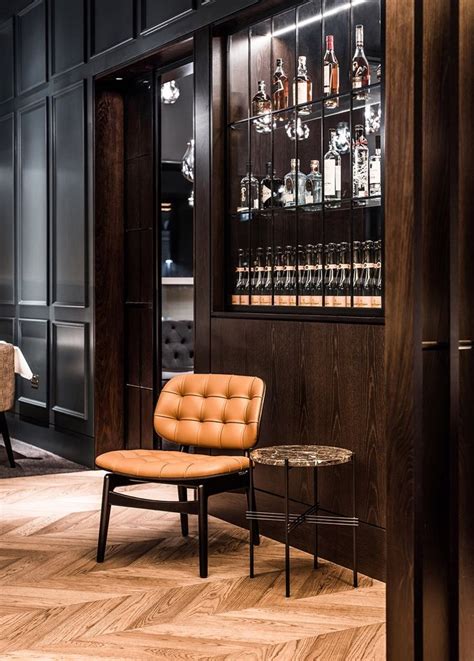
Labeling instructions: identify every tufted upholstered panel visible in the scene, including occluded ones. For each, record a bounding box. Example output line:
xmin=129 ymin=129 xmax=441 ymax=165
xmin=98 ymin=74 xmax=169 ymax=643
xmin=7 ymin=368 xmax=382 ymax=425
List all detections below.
xmin=154 ymin=373 xmax=265 ymax=450
xmin=162 ymin=320 xmax=194 ymax=372
xmin=0 ymin=343 xmax=15 ymax=412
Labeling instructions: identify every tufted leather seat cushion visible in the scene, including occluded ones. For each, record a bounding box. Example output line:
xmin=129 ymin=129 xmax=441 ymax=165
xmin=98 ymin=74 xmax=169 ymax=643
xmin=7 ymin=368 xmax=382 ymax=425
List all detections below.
xmin=96 ymin=449 xmax=249 ymax=479
xmin=154 ymin=374 xmax=265 ymax=451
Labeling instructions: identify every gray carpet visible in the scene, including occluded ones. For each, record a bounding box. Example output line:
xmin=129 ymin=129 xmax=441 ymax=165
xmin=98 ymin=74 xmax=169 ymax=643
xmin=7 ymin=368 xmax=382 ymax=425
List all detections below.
xmin=0 ymin=438 xmax=88 ymax=478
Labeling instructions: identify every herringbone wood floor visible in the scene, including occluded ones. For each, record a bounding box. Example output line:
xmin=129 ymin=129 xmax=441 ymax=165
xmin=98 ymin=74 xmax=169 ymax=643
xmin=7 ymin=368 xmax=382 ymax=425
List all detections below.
xmin=0 ymin=470 xmax=386 ymax=660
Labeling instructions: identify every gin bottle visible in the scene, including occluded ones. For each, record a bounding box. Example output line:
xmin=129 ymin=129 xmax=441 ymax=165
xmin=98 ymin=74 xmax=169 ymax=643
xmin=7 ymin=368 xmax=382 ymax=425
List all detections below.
xmin=283 ymin=158 xmax=306 ymax=207
xmin=305 ymin=160 xmax=322 ymax=204
xmin=323 ymin=130 xmax=341 ymax=202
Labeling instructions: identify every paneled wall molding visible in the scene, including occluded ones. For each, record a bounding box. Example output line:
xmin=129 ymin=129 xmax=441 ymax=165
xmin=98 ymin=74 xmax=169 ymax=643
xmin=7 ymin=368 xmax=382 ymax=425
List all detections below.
xmin=52 ymin=320 xmax=88 ymax=420
xmin=0 ymin=18 xmax=14 ymax=103
xmin=0 ymin=113 xmax=15 ymax=304
xmin=16 ymin=0 xmax=47 ymax=95
xmin=50 ymin=0 xmax=86 ymax=78
xmin=17 ymin=317 xmax=48 ymax=408
xmin=139 ymin=0 xmax=196 ymax=36
xmin=90 ymin=0 xmax=136 ymax=58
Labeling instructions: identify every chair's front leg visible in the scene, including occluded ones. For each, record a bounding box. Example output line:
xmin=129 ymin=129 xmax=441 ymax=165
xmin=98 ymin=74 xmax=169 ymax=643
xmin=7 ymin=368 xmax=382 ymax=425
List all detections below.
xmin=246 ymin=466 xmax=260 ymax=547
xmin=177 ymin=486 xmax=189 ymax=537
xmin=97 ymin=473 xmax=113 ymax=562
xmin=198 ymin=484 xmax=208 ymax=578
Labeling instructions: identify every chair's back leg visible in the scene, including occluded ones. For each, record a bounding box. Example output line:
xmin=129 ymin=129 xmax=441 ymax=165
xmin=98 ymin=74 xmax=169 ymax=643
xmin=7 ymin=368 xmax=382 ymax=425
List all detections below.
xmin=0 ymin=412 xmax=15 ymax=468
xmin=198 ymin=484 xmax=208 ymax=578
xmin=177 ymin=486 xmax=189 ymax=537
xmin=97 ymin=473 xmax=113 ymax=562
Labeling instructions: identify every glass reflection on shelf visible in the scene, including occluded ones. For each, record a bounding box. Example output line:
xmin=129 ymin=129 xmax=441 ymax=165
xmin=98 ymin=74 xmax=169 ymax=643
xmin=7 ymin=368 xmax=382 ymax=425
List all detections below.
xmin=285 ymin=116 xmax=310 ymax=141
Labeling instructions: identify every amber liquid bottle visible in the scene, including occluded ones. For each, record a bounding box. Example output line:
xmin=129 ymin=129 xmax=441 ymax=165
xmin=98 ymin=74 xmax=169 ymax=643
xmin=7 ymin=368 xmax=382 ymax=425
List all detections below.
xmin=323 ymin=35 xmax=339 ymax=108
xmin=293 ymin=56 xmax=312 ymax=113
xmin=352 ymin=24 xmax=371 ymax=99
xmin=272 ymin=58 xmax=289 ymax=111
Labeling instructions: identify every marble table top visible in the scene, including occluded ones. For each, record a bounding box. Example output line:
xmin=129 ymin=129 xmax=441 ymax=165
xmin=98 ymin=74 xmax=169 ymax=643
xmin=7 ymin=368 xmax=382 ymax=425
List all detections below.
xmin=251 ymin=445 xmax=353 ymax=467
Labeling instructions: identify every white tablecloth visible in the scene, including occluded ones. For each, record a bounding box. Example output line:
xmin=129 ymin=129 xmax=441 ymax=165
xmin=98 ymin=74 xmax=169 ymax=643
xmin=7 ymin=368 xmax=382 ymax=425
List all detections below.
xmin=0 ymin=341 xmax=33 ymax=380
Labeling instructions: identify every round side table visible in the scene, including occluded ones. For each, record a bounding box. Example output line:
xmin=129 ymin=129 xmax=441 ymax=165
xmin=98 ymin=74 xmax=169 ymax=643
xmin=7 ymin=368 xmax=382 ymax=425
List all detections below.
xmin=247 ymin=445 xmax=358 ymax=597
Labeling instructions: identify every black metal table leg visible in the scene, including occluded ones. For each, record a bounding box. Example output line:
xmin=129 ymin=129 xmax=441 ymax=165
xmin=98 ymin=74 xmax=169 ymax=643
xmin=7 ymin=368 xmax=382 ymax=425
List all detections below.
xmin=352 ymin=454 xmax=358 ymax=588
xmin=313 ymin=466 xmax=318 ymax=569
xmin=284 ymin=458 xmax=290 ymax=598
xmin=249 ymin=458 xmax=255 ymax=578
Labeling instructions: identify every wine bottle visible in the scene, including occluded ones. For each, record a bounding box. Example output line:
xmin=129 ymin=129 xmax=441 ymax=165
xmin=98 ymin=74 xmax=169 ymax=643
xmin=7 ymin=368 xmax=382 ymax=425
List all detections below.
xmin=352 ymin=241 xmax=364 ymax=308
xmin=281 ymin=245 xmax=297 ymax=306
xmin=372 ymin=239 xmax=382 ymax=308
xmin=334 ymin=242 xmax=351 ymax=307
xmin=232 ymin=248 xmax=245 ymax=305
xmin=261 ymin=246 xmax=273 ymax=306
xmin=251 ymin=247 xmax=264 ymax=305
xmin=324 ymin=243 xmax=338 ymax=307
xmin=323 ymin=35 xmax=339 ymax=108
xmin=273 ymin=246 xmax=285 ymax=306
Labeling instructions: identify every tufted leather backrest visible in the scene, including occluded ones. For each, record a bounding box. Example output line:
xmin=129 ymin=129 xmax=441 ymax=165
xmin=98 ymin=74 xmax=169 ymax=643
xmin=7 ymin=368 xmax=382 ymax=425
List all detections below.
xmin=154 ymin=373 xmax=265 ymax=450
xmin=162 ymin=320 xmax=194 ymax=372
xmin=0 ymin=343 xmax=15 ymax=412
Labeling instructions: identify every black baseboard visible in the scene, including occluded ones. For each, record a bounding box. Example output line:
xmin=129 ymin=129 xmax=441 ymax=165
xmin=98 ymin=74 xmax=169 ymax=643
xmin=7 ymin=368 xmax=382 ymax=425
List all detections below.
xmin=5 ymin=414 xmax=94 ymax=468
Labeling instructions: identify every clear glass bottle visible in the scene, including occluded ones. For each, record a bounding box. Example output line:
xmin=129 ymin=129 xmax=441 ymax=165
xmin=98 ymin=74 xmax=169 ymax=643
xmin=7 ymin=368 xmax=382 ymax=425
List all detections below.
xmin=273 ymin=246 xmax=285 ymax=306
xmin=251 ymin=247 xmax=264 ymax=305
xmin=324 ymin=130 xmax=341 ymax=202
xmin=284 ymin=158 xmax=306 ymax=207
xmin=239 ymin=162 xmax=259 ymax=212
xmin=334 ymin=242 xmax=351 ymax=307
xmin=324 ymin=242 xmax=338 ymax=307
xmin=261 ymin=246 xmax=273 ymax=306
xmin=369 ymin=135 xmax=382 ymax=196
xmin=353 ymin=124 xmax=369 ymax=198
xmin=260 ymin=161 xmax=284 ymax=209
xmin=293 ymin=55 xmax=312 ymax=113
xmin=232 ymin=248 xmax=245 ymax=305
xmin=352 ymin=24 xmax=370 ymax=99
xmin=252 ymin=80 xmax=272 ymax=134
xmin=323 ymin=35 xmax=339 ymax=108
xmin=272 ymin=58 xmax=289 ymax=111
xmin=305 ymin=160 xmax=322 ymax=205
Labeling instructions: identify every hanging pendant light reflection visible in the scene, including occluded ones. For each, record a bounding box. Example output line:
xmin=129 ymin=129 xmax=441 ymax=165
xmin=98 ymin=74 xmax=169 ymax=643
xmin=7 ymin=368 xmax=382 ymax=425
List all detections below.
xmin=181 ymin=138 xmax=194 ymax=183
xmin=161 ymin=80 xmax=180 ymax=104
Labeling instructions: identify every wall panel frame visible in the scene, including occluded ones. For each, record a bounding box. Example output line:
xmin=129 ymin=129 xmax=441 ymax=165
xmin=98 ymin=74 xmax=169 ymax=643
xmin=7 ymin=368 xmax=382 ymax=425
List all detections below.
xmin=0 ymin=113 xmax=15 ymax=305
xmin=16 ymin=0 xmax=47 ymax=95
xmin=52 ymin=321 xmax=88 ymax=420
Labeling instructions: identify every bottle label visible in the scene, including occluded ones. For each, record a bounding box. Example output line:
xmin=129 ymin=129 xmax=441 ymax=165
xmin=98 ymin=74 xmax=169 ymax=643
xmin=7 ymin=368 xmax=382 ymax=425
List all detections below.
xmin=353 ymin=78 xmax=363 ymax=89
xmin=324 ymin=161 xmax=341 ymax=196
xmin=255 ymin=266 xmax=265 ymax=272
xmin=251 ymin=295 xmax=261 ymax=305
xmin=240 ymin=186 xmax=246 ymax=204
xmin=274 ymin=266 xmax=285 ymax=272
xmin=324 ymin=295 xmax=335 ymax=307
xmin=236 ymin=267 xmax=245 ymax=273
xmin=261 ymin=185 xmax=271 ymax=204
xmin=293 ymin=81 xmax=310 ymax=105
xmin=253 ymin=198 xmax=259 ymax=210
xmin=354 ymin=295 xmax=372 ymax=308
xmin=231 ymin=295 xmax=241 ymax=305
xmin=371 ymin=296 xmax=382 ymax=308
xmin=284 ymin=193 xmax=294 ymax=205
xmin=324 ymin=64 xmax=330 ymax=92
xmin=278 ymin=295 xmax=290 ymax=305
xmin=333 ymin=295 xmax=350 ymax=307
xmin=338 ymin=263 xmax=351 ymax=270
xmin=299 ymin=295 xmax=312 ymax=306
xmin=370 ymin=160 xmax=381 ymax=185
xmin=305 ymin=191 xmax=313 ymax=204
xmin=288 ymin=295 xmax=296 ymax=306
xmin=259 ymin=295 xmax=272 ymax=306
xmin=240 ymin=294 xmax=249 ymax=305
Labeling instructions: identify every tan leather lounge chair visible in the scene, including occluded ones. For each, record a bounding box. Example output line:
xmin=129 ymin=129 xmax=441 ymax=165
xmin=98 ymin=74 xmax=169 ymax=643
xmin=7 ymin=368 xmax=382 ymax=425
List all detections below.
xmin=95 ymin=373 xmax=266 ymax=577
xmin=0 ymin=343 xmax=16 ymax=468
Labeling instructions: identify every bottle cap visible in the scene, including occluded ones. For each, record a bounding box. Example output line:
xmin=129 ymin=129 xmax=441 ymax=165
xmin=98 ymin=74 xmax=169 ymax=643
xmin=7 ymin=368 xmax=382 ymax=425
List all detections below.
xmin=310 ymin=159 xmax=319 ymax=168
xmin=276 ymin=57 xmax=283 ymax=66
xmin=326 ymin=35 xmax=334 ymax=49
xmin=298 ymin=55 xmax=306 ymax=65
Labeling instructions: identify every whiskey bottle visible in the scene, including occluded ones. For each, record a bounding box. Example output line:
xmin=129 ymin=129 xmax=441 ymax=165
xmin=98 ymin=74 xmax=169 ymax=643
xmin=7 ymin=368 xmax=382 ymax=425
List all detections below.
xmin=252 ymin=80 xmax=272 ymax=116
xmin=272 ymin=58 xmax=289 ymax=111
xmin=352 ymin=241 xmax=364 ymax=307
xmin=369 ymin=135 xmax=382 ymax=196
xmin=361 ymin=240 xmax=374 ymax=307
xmin=372 ymin=239 xmax=382 ymax=308
xmin=284 ymin=158 xmax=306 ymax=207
xmin=251 ymin=247 xmax=264 ymax=305
xmin=261 ymin=246 xmax=273 ymax=306
xmin=305 ymin=160 xmax=323 ymax=205
xmin=323 ymin=35 xmax=339 ymax=108
xmin=352 ymin=25 xmax=370 ymax=99
xmin=324 ymin=243 xmax=338 ymax=307
xmin=260 ymin=162 xmax=284 ymax=209
xmin=239 ymin=163 xmax=259 ymax=212
xmin=281 ymin=245 xmax=297 ymax=306
xmin=232 ymin=248 xmax=245 ymax=305
xmin=240 ymin=249 xmax=250 ymax=305
xmin=334 ymin=242 xmax=351 ymax=307
xmin=324 ymin=130 xmax=341 ymax=202
xmin=273 ymin=246 xmax=285 ymax=306
xmin=353 ymin=124 xmax=369 ymax=198
xmin=293 ymin=55 xmax=312 ymax=113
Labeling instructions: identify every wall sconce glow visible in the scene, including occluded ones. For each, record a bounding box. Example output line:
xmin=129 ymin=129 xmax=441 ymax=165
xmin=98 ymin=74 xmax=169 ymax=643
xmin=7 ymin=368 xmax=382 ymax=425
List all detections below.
xmin=272 ymin=0 xmax=366 ymax=37
xmin=161 ymin=80 xmax=180 ymax=104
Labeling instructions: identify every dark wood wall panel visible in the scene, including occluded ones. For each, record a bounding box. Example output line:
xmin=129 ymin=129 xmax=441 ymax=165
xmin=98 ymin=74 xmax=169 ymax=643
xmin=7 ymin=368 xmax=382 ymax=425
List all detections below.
xmin=52 ymin=82 xmax=87 ymax=308
xmin=0 ymin=18 xmax=14 ymax=102
xmin=52 ymin=322 xmax=87 ymax=419
xmin=141 ymin=0 xmax=194 ymax=33
xmin=18 ymin=318 xmax=48 ymax=409
xmin=210 ymin=317 xmax=386 ymax=534
xmin=51 ymin=0 xmax=85 ymax=75
xmin=18 ymin=100 xmax=48 ymax=305
xmin=0 ymin=114 xmax=15 ymax=304
xmin=92 ymin=0 xmax=135 ymax=55
xmin=16 ymin=0 xmax=46 ymax=94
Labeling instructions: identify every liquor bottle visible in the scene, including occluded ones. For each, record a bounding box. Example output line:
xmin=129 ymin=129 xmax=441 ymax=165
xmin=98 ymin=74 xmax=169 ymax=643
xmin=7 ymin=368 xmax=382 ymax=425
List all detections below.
xmin=293 ymin=55 xmax=312 ymax=113
xmin=352 ymin=25 xmax=370 ymax=99
xmin=353 ymin=124 xmax=369 ymax=198
xmin=281 ymin=245 xmax=297 ymax=306
xmin=232 ymin=248 xmax=245 ymax=305
xmin=324 ymin=130 xmax=341 ymax=202
xmin=323 ymin=35 xmax=339 ymax=108
xmin=240 ymin=249 xmax=250 ymax=305
xmin=260 ymin=162 xmax=284 ymax=209
xmin=352 ymin=241 xmax=364 ymax=307
xmin=252 ymin=80 xmax=272 ymax=116
xmin=369 ymin=135 xmax=382 ymax=196
xmin=314 ymin=243 xmax=324 ymax=306
xmin=273 ymin=246 xmax=285 ymax=306
xmin=272 ymin=58 xmax=289 ymax=111
xmin=324 ymin=243 xmax=338 ymax=307
xmin=297 ymin=244 xmax=306 ymax=304
xmin=334 ymin=242 xmax=351 ymax=307
xmin=251 ymin=247 xmax=264 ymax=305
xmin=239 ymin=163 xmax=259 ymax=212
xmin=372 ymin=239 xmax=382 ymax=308
xmin=284 ymin=158 xmax=306 ymax=207
xmin=361 ymin=240 xmax=374 ymax=307
xmin=305 ymin=160 xmax=323 ymax=205
xmin=261 ymin=246 xmax=273 ymax=306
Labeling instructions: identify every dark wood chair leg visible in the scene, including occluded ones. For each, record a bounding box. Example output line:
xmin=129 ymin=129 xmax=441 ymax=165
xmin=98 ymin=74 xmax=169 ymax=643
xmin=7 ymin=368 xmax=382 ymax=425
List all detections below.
xmin=0 ymin=412 xmax=15 ymax=468
xmin=177 ymin=486 xmax=189 ymax=537
xmin=97 ymin=473 xmax=113 ymax=562
xmin=198 ymin=484 xmax=208 ymax=578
